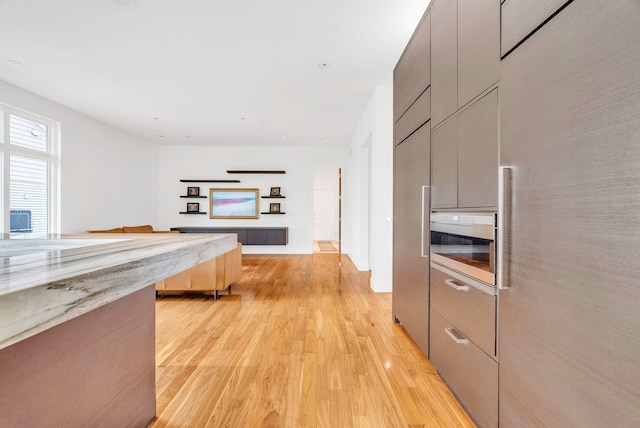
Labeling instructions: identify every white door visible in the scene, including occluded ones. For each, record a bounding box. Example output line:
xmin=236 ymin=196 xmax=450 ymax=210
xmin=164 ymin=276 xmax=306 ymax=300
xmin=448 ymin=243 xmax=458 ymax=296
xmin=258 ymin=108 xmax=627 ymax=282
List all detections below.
xmin=313 ymin=189 xmax=337 ymax=241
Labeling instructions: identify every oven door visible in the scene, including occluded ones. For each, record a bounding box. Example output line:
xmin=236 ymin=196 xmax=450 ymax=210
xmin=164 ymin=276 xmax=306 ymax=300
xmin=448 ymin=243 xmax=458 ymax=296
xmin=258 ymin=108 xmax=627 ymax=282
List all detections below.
xmin=430 ymin=214 xmax=496 ymax=286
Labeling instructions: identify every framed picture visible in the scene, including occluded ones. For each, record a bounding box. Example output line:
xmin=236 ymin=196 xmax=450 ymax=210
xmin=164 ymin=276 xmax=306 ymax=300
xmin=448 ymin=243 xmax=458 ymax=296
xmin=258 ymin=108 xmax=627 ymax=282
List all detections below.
xmin=187 ymin=186 xmax=200 ymax=196
xmin=269 ymin=202 xmax=281 ymax=213
xmin=270 ymin=187 xmax=281 ymax=196
xmin=210 ymin=188 xmax=259 ymax=219
xmin=186 ymin=202 xmax=200 ymax=212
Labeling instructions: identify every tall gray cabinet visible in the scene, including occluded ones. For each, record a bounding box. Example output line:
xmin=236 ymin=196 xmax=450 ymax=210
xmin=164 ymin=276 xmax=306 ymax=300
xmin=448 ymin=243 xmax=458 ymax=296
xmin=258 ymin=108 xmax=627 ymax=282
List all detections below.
xmin=394 ymin=0 xmax=640 ymax=427
xmin=428 ymin=0 xmax=500 ymax=426
xmin=499 ymin=1 xmax=640 ymax=426
xmin=392 ymin=9 xmax=431 ymax=357
xmin=393 ymin=125 xmax=430 ymax=356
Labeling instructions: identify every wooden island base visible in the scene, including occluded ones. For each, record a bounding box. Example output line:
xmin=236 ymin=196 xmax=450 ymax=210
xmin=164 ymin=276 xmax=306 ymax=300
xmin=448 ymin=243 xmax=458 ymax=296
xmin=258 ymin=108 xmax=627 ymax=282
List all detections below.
xmin=0 ymin=286 xmax=156 ymax=428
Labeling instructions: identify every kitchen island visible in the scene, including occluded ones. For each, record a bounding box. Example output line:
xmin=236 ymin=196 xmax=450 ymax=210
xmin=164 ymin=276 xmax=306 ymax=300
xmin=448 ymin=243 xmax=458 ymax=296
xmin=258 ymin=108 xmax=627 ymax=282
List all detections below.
xmin=0 ymin=232 xmax=237 ymax=428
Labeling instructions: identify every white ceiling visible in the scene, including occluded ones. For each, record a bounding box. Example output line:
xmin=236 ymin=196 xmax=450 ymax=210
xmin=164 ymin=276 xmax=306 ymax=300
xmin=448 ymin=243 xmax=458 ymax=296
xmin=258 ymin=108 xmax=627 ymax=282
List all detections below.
xmin=0 ymin=0 xmax=429 ymax=147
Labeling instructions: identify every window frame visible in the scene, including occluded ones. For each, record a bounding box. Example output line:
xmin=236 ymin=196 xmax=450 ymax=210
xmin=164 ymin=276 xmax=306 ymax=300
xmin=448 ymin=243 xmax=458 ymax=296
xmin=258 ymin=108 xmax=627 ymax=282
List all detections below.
xmin=0 ymin=103 xmax=61 ymax=234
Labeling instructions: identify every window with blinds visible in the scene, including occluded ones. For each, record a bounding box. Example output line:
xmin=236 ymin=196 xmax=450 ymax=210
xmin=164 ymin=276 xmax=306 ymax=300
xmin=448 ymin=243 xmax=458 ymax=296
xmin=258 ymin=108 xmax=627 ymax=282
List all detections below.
xmin=10 ymin=155 xmax=48 ymax=233
xmin=1 ymin=105 xmax=59 ymax=234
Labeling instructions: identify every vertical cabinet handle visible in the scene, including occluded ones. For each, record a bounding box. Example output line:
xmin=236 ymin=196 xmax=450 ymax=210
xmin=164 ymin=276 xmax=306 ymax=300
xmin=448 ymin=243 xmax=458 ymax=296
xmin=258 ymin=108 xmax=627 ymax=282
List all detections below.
xmin=421 ymin=185 xmax=430 ymax=258
xmin=444 ymin=328 xmax=469 ymax=345
xmin=498 ymin=166 xmax=512 ymax=290
xmin=444 ymin=279 xmax=469 ymax=291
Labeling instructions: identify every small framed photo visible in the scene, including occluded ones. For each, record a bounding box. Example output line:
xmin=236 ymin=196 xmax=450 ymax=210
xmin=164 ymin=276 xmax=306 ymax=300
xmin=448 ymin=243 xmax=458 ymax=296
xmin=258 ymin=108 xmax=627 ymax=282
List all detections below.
xmin=187 ymin=186 xmax=200 ymax=196
xmin=270 ymin=187 xmax=281 ymax=196
xmin=187 ymin=202 xmax=200 ymax=213
xmin=269 ymin=203 xmax=281 ymax=213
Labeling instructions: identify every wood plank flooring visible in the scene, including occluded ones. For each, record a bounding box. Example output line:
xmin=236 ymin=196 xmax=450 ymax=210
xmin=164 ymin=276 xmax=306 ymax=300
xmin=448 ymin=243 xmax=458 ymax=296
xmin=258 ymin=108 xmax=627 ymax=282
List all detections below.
xmin=153 ymin=254 xmax=475 ymax=428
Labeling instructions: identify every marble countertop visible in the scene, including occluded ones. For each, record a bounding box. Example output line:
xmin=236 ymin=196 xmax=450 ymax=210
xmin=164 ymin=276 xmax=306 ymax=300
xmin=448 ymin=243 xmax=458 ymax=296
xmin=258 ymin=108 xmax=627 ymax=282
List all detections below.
xmin=0 ymin=233 xmax=237 ymax=350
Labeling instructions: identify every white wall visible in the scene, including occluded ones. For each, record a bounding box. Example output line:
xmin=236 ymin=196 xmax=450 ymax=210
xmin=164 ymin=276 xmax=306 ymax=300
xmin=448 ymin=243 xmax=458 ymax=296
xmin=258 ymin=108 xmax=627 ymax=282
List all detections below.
xmin=0 ymin=80 xmax=159 ymax=233
xmin=345 ymin=138 xmax=371 ymax=271
xmin=345 ymin=86 xmax=394 ymax=292
xmin=0 ymin=79 xmax=394 ymax=278
xmin=156 ymin=145 xmax=348 ymax=254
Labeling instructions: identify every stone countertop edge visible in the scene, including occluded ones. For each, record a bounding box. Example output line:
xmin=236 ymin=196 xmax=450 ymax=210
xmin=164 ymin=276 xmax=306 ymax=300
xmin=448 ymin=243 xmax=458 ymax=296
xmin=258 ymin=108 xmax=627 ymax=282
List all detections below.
xmin=0 ymin=233 xmax=237 ymax=350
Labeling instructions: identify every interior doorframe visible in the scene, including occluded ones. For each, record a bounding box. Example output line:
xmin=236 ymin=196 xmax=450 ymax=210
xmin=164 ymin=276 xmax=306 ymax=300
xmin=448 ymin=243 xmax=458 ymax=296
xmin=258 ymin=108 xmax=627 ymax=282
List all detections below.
xmin=312 ymin=167 xmax=342 ymax=253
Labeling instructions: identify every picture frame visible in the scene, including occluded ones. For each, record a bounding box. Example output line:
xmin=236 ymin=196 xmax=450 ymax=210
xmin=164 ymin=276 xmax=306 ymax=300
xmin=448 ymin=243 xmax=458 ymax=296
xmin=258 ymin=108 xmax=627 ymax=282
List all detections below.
xmin=269 ymin=202 xmax=281 ymax=213
xmin=187 ymin=186 xmax=200 ymax=196
xmin=270 ymin=187 xmax=281 ymax=196
xmin=186 ymin=202 xmax=200 ymax=213
xmin=210 ymin=188 xmax=259 ymax=219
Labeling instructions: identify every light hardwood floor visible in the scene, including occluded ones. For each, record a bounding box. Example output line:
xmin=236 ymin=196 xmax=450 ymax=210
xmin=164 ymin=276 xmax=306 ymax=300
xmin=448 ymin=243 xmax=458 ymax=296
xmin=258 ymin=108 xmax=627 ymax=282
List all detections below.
xmin=153 ymin=254 xmax=475 ymax=428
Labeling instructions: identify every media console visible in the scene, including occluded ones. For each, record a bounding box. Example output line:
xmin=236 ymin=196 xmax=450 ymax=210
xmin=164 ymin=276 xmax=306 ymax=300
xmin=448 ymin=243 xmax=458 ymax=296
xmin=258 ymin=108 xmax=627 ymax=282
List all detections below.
xmin=171 ymin=227 xmax=288 ymax=246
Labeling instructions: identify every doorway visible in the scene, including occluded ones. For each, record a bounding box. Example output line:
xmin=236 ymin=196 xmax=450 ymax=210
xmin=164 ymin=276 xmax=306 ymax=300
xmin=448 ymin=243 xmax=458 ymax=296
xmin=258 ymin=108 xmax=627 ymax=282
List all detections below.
xmin=312 ymin=167 xmax=341 ymax=253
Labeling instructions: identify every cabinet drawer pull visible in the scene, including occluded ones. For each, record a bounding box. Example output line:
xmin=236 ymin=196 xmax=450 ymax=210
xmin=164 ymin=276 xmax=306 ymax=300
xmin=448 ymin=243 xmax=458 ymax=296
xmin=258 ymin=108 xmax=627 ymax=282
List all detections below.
xmin=444 ymin=279 xmax=469 ymax=291
xmin=445 ymin=327 xmax=469 ymax=345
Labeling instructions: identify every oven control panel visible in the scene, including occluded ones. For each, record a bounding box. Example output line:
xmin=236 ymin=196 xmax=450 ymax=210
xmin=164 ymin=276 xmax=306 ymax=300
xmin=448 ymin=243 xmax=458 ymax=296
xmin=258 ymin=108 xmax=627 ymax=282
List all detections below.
xmin=430 ymin=212 xmax=495 ymax=226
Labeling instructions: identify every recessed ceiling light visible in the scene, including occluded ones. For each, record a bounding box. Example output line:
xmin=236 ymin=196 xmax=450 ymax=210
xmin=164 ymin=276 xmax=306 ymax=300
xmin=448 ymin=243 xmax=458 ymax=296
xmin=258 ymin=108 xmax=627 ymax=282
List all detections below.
xmin=107 ymin=0 xmax=136 ymax=6
xmin=317 ymin=62 xmax=331 ymax=69
xmin=5 ymin=59 xmax=23 ymax=67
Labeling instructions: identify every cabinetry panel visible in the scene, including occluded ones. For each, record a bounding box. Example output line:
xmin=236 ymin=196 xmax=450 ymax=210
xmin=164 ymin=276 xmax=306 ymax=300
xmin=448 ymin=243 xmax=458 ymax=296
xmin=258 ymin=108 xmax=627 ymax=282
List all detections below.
xmin=394 ymin=11 xmax=431 ymax=122
xmin=430 ymin=310 xmax=498 ymax=428
xmin=393 ymin=124 xmax=430 ymax=356
xmin=430 ymin=264 xmax=496 ymax=356
xmin=431 ymin=0 xmax=458 ymax=126
xmin=458 ymin=0 xmax=499 ymax=107
xmin=457 ymin=88 xmax=498 ymax=208
xmin=395 ymin=88 xmax=431 ymax=145
xmin=431 ymin=118 xmax=458 ymax=209
xmin=247 ymin=229 xmax=267 ymax=245
xmin=170 ymin=227 xmax=287 ymax=245
xmin=500 ymin=1 xmax=640 ymax=426
xmin=501 ymin=0 xmax=571 ymax=56
xmin=266 ymin=228 xmax=288 ymax=245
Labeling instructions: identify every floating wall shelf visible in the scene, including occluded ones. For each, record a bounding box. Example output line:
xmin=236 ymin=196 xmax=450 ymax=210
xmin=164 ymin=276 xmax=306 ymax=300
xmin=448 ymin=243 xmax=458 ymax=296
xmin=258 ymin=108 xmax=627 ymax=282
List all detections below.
xmin=179 ymin=195 xmax=207 ymax=199
xmin=179 ymin=212 xmax=207 ymax=215
xmin=261 ymin=196 xmax=286 ymax=199
xmin=261 ymin=212 xmax=286 ymax=215
xmin=226 ymin=170 xmax=286 ymax=174
xmin=180 ymin=179 xmax=241 ymax=183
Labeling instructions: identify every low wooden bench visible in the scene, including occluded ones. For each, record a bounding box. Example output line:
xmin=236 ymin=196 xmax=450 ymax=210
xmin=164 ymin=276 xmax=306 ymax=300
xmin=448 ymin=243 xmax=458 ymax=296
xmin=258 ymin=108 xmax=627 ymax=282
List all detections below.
xmin=155 ymin=242 xmax=242 ymax=299
xmin=86 ymin=225 xmax=242 ymax=299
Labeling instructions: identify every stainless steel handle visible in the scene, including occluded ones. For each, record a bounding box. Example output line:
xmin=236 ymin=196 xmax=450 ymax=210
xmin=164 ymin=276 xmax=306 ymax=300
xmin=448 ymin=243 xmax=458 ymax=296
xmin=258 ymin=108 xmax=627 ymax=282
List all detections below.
xmin=444 ymin=328 xmax=469 ymax=345
xmin=497 ymin=166 xmax=512 ymax=290
xmin=421 ymin=185 xmax=430 ymax=258
xmin=444 ymin=279 xmax=469 ymax=291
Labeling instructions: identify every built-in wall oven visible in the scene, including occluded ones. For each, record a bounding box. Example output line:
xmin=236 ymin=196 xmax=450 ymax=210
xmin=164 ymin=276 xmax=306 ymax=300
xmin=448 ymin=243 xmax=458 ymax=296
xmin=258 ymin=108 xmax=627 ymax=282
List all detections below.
xmin=430 ymin=212 xmax=497 ymax=292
